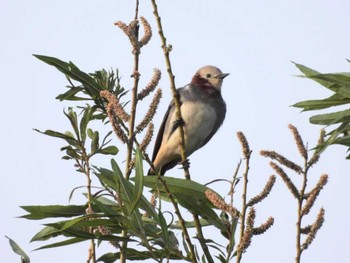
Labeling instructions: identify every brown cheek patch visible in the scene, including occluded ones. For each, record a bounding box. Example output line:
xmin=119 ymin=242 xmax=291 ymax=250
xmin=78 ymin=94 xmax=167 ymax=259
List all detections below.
xmin=191 ymin=74 xmax=211 ymax=87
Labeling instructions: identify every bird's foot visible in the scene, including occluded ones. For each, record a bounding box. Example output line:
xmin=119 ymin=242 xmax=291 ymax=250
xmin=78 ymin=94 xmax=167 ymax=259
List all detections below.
xmin=179 ymin=159 xmax=190 ymax=170
xmin=173 ymin=117 xmax=185 ymax=128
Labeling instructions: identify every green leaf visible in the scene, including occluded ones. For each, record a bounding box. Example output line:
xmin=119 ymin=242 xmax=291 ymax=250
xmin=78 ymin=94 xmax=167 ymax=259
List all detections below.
xmin=80 ymin=106 xmax=93 ymax=142
xmin=130 ymin=148 xmax=144 ymax=213
xmin=64 ymin=108 xmax=80 ymax=139
xmin=56 ymin=87 xmax=86 ymax=101
xmin=34 ymin=55 xmax=101 ymax=98
xmin=310 ymin=73 xmax=350 ymax=98
xmin=91 ymin=131 xmax=100 ymax=154
xmin=309 ymin=109 xmax=350 ymax=125
xmin=293 ymin=62 xmax=336 ymax=91
xmin=97 ymin=248 xmax=188 ymax=262
xmin=31 ymin=226 xmax=64 ymax=241
xmin=158 ymin=210 xmax=170 ymax=249
xmin=98 ymin=146 xmax=119 ymax=155
xmin=175 ymin=194 xmax=227 ymax=232
xmin=95 ymin=167 xmax=158 ymax=219
xmin=20 ymin=205 xmax=86 ymax=220
xmin=6 ymin=236 xmax=30 ymax=263
xmin=143 ymin=176 xmax=215 ymax=203
xmin=143 ymin=176 xmax=227 ymax=231
xmin=34 ymin=237 xmax=85 ymax=250
xmin=292 ymin=93 xmax=350 ymax=111
xmin=95 ymin=167 xmax=120 ymax=191
xmin=87 ymin=128 xmax=94 ymax=139
xmin=111 ymin=159 xmax=132 ymax=213
xmin=34 ymin=129 xmax=78 ymax=143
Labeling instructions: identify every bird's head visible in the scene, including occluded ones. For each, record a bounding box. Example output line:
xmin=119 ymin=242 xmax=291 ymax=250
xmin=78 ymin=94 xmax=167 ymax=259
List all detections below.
xmin=191 ymin=65 xmax=229 ymax=91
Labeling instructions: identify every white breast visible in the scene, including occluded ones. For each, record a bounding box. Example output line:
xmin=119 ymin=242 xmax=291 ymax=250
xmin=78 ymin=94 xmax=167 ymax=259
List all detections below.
xmin=164 ymin=101 xmax=217 ymax=156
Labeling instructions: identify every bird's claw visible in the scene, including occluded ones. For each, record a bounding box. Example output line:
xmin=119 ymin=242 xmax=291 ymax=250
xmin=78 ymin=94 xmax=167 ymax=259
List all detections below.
xmin=179 ymin=159 xmax=190 ymax=170
xmin=173 ymin=117 xmax=185 ymax=127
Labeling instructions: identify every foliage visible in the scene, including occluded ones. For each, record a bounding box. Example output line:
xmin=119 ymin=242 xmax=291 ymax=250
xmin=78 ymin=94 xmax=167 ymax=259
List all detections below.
xmin=9 ymin=2 xmax=330 ymax=263
xmin=293 ymin=61 xmax=350 ymax=158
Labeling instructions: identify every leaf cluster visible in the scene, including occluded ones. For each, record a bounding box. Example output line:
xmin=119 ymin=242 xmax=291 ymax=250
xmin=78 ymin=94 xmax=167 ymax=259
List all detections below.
xmin=293 ymin=61 xmax=350 ymax=158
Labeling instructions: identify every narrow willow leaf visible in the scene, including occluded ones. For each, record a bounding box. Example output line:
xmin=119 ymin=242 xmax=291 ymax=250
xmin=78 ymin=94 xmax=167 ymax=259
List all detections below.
xmin=111 ymin=159 xmax=132 ymax=212
xmin=334 ymin=135 xmax=350 ymax=147
xmin=98 ymin=146 xmax=119 ymax=155
xmin=31 ymin=226 xmax=62 ymax=242
xmin=95 ymin=167 xmax=158 ymax=219
xmin=171 ymin=218 xmax=211 ymax=229
xmin=158 ymin=210 xmax=170 ymax=249
xmin=34 ymin=237 xmax=86 ymax=250
xmin=87 ymin=128 xmax=94 ymax=139
xmin=80 ymin=106 xmax=92 ymax=142
xmin=6 ymin=236 xmax=30 ymax=263
xmin=175 ymin=195 xmax=227 ymax=232
xmin=65 ymin=148 xmax=80 ymax=159
xmin=309 ymin=109 xmax=350 ymax=125
xmin=293 ymin=62 xmax=336 ymax=91
xmin=97 ymin=248 xmax=187 ymax=262
xmin=310 ymin=73 xmax=350 ymax=98
xmin=34 ymin=129 xmax=78 ymax=142
xmin=20 ymin=205 xmax=86 ymax=220
xmin=92 ymin=198 xmax=122 ymax=218
xmin=94 ymin=167 xmax=120 ymax=191
xmin=64 ymin=108 xmax=80 ymax=139
xmin=91 ymin=131 xmax=100 ymax=154
xmin=34 ymin=55 xmax=100 ymax=97
xmin=293 ymin=94 xmax=350 ymax=111
xmin=56 ymin=87 xmax=85 ymax=101
xmin=143 ymin=176 xmax=217 ymax=203
xmin=45 ymin=215 xmax=94 ymax=231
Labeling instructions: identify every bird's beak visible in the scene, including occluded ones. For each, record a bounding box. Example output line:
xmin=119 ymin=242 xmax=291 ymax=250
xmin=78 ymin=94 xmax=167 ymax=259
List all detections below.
xmin=216 ymin=73 xmax=230 ymax=79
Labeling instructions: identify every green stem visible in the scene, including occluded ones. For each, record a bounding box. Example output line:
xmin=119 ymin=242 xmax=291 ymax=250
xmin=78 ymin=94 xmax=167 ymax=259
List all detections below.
xmin=296 ymin=164 xmax=308 ymax=263
xmin=150 ymin=0 xmax=190 ymax=180
xmin=193 ymin=214 xmax=214 ymax=263
xmin=236 ymin=154 xmax=251 ymax=263
xmin=80 ymin=149 xmax=96 ymax=263
xmin=121 ymin=3 xmax=140 ymax=262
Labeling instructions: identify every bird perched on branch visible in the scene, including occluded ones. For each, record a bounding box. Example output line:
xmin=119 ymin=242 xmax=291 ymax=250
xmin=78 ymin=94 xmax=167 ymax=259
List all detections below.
xmin=148 ymin=65 xmax=229 ymax=175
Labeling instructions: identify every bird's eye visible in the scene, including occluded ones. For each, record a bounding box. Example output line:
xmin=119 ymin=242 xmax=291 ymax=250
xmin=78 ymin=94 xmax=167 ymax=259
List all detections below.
xmin=206 ymin=73 xmax=211 ymax=78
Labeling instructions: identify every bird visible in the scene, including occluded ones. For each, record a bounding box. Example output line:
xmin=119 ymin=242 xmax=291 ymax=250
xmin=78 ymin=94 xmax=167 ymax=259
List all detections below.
xmin=148 ymin=65 xmax=229 ymax=175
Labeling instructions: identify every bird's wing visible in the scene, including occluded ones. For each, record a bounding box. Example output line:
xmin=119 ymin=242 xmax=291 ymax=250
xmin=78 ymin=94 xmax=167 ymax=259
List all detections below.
xmin=151 ymin=91 xmax=182 ymax=162
xmin=198 ymin=97 xmax=226 ymax=149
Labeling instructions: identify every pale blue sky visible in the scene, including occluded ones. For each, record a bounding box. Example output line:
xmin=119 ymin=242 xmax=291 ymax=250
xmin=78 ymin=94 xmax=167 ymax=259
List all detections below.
xmin=1 ymin=0 xmax=350 ymax=262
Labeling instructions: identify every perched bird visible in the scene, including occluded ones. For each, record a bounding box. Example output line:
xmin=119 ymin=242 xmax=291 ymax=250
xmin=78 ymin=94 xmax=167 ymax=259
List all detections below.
xmin=148 ymin=65 xmax=229 ymax=175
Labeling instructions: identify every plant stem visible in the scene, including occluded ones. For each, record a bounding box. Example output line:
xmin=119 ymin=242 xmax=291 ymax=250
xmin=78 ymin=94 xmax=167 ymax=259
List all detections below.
xmin=80 ymin=149 xmax=96 ymax=263
xmin=156 ymin=176 xmax=197 ymax=262
xmin=125 ymin=39 xmax=140 ymax=180
xmin=236 ymin=154 xmax=251 ymax=263
xmin=150 ymin=0 xmax=190 ymax=180
xmin=296 ymin=164 xmax=308 ymax=263
xmin=121 ymin=3 xmax=140 ymax=263
xmin=193 ymin=214 xmax=214 ymax=263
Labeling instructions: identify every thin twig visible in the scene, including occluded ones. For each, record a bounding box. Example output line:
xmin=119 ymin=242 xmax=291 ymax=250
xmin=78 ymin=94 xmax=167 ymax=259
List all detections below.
xmin=78 ymin=148 xmax=96 ymax=263
xmin=236 ymin=152 xmax=251 ymax=263
xmin=151 ymin=1 xmax=201 ymax=262
xmin=150 ymin=0 xmax=190 ymax=180
xmin=121 ymin=3 xmax=140 ymax=262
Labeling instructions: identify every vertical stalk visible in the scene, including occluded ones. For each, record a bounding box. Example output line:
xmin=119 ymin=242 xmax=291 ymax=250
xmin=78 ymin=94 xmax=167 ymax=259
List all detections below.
xmin=295 ymin=165 xmax=308 ymax=263
xmin=150 ymin=0 xmax=190 ymax=180
xmin=193 ymin=215 xmax=214 ymax=263
xmin=121 ymin=3 xmax=140 ymax=263
xmin=236 ymin=156 xmax=250 ymax=263
xmin=150 ymin=2 xmax=203 ymax=262
xmin=80 ymin=148 xmax=96 ymax=263
xmin=125 ymin=37 xmax=140 ymax=180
